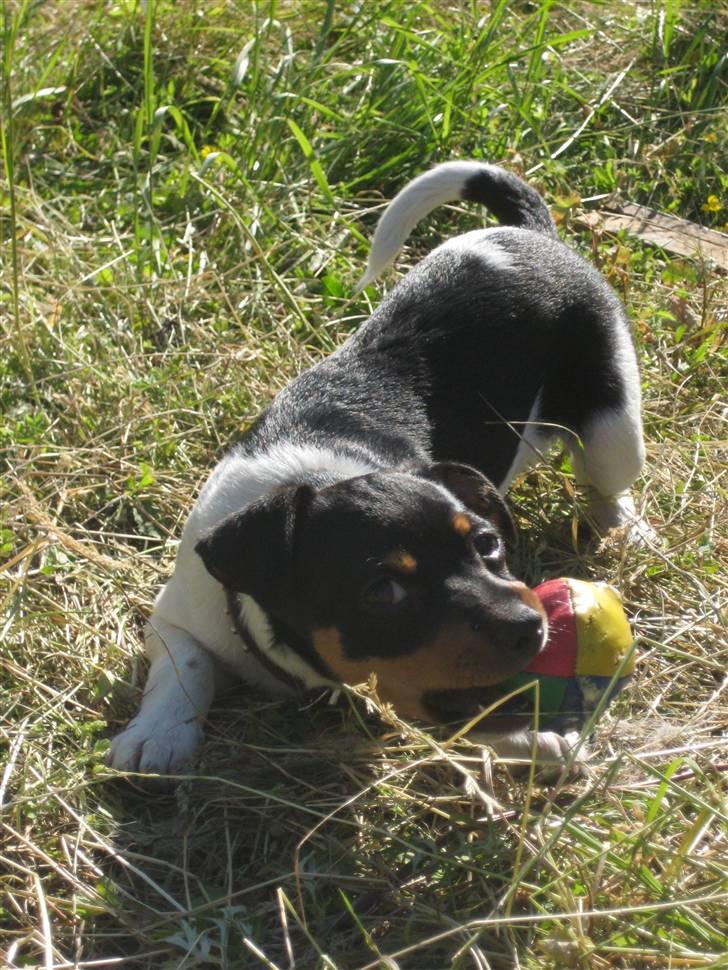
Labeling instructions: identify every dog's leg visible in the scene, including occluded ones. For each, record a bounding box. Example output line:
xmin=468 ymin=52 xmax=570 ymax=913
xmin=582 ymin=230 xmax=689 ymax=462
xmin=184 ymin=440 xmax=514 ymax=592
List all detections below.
xmin=479 ymin=729 xmax=587 ymax=781
xmin=570 ymin=400 xmax=651 ymax=540
xmin=108 ymin=619 xmax=217 ymax=778
xmin=498 ymin=391 xmax=553 ymax=492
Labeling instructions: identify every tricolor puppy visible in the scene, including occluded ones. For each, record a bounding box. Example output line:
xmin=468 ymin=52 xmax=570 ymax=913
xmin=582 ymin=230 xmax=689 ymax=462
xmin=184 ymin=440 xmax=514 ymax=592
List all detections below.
xmin=109 ymin=162 xmax=645 ymax=778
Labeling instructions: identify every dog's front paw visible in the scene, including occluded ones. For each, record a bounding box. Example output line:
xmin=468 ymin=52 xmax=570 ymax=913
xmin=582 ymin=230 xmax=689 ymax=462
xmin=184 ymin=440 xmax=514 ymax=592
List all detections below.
xmin=107 ymin=716 xmax=204 ymax=781
xmin=479 ymin=729 xmax=588 ymax=782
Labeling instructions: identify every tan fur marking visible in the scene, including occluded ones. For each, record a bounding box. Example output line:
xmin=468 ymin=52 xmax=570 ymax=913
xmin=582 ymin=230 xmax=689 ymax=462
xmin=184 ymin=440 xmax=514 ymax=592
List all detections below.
xmin=451 ymin=513 xmax=472 ymax=536
xmin=312 ymin=624 xmax=532 ymax=723
xmin=513 ymin=581 xmax=547 ymax=619
xmin=384 ymin=550 xmax=418 ymax=574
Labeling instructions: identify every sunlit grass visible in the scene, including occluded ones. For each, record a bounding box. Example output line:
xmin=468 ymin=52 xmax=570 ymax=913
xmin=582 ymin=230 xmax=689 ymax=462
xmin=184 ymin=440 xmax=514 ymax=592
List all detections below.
xmin=1 ymin=1 xmax=726 ymax=967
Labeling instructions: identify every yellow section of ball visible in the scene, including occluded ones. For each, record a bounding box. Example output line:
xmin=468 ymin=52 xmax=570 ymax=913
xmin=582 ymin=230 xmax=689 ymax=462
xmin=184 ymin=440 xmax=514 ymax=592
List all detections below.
xmin=569 ymin=578 xmax=636 ymax=677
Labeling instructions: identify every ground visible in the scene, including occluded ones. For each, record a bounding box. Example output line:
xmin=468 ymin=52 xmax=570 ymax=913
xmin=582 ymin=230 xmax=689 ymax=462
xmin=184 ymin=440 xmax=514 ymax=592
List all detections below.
xmin=1 ymin=1 xmax=726 ymax=968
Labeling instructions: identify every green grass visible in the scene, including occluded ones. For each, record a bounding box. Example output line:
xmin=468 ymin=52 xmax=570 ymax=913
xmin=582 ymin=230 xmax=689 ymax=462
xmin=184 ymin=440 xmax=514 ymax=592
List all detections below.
xmin=1 ymin=1 xmax=726 ymax=967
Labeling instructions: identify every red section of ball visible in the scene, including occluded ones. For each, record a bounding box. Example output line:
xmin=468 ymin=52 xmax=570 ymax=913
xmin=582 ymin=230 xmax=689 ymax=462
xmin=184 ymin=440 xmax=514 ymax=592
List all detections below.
xmin=524 ymin=578 xmax=578 ymax=677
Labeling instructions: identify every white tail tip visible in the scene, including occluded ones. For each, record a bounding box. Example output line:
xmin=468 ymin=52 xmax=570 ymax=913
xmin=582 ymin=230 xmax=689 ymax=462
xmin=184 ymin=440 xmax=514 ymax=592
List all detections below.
xmin=355 ymin=161 xmax=496 ymax=290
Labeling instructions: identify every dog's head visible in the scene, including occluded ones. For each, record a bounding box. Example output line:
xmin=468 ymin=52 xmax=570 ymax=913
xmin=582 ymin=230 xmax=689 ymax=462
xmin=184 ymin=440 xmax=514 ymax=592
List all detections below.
xmin=196 ymin=462 xmax=546 ymax=723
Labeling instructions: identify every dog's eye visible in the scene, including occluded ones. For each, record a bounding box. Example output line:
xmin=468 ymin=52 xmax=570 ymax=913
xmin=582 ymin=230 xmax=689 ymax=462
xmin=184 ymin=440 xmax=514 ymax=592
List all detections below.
xmin=473 ymin=531 xmax=502 ymax=561
xmin=363 ymin=578 xmax=408 ymax=608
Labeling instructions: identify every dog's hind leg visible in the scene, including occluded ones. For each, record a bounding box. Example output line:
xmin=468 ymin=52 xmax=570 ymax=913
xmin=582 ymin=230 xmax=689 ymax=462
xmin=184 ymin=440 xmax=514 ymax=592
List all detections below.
xmin=573 ymin=409 xmax=644 ymax=522
xmin=558 ymin=307 xmax=653 ymax=540
xmin=569 ymin=389 xmax=652 ymax=541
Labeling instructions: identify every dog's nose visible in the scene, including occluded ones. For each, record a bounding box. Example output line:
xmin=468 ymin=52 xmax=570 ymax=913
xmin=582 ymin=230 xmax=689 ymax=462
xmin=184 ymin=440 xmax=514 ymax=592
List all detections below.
xmin=472 ymin=608 xmax=544 ymax=656
xmin=514 ymin=612 xmax=545 ymax=654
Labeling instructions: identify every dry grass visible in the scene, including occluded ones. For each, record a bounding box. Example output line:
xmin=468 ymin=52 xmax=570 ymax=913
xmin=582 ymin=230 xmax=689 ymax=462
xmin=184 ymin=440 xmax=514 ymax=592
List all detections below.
xmin=2 ymin=1 xmax=727 ymax=967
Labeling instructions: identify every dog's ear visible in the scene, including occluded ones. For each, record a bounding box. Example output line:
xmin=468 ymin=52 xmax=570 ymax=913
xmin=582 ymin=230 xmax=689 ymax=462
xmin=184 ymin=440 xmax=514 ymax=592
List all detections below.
xmin=419 ymin=461 xmax=516 ymax=544
xmin=195 ymin=485 xmax=314 ymax=606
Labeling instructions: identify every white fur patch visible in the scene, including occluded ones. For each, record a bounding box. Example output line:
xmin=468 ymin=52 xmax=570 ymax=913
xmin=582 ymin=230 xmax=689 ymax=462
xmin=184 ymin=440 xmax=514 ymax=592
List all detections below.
xmin=571 ymin=310 xmax=645 ymax=501
xmin=499 ymin=389 xmax=547 ymax=492
xmin=190 ymin=442 xmax=375 ymax=537
xmin=436 ymin=229 xmax=514 ymax=272
xmin=237 ymin=593 xmax=335 ymax=690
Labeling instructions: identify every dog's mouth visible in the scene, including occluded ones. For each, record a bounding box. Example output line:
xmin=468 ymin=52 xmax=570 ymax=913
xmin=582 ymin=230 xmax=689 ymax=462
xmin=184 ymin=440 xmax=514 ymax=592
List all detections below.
xmin=422 ymin=685 xmax=537 ymax=732
xmin=417 ymin=602 xmax=547 ymax=728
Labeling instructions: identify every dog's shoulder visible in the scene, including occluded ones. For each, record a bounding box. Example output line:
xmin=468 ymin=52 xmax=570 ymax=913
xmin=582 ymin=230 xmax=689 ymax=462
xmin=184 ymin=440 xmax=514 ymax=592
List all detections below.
xmin=188 ymin=441 xmax=374 ymax=542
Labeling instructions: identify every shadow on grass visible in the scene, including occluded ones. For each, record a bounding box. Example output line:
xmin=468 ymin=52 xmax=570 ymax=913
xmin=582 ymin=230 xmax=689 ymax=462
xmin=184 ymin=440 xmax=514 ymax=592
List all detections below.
xmin=100 ymin=681 xmax=552 ymax=968
xmin=93 ymin=504 xmax=617 ymax=966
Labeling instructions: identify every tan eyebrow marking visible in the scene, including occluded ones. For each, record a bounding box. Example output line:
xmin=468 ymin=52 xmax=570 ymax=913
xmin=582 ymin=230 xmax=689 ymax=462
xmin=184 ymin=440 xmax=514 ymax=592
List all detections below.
xmin=452 ymin=513 xmax=472 ymax=536
xmin=384 ymin=550 xmax=418 ymax=574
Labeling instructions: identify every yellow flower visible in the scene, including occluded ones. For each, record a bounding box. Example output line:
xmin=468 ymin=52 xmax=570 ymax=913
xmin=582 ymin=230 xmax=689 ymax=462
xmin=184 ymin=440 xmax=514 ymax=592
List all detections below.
xmin=200 ymin=144 xmax=219 ymax=159
xmin=701 ymin=195 xmax=722 ymax=213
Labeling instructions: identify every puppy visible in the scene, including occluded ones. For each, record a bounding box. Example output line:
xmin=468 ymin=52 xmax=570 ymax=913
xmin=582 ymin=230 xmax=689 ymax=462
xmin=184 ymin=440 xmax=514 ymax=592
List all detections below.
xmin=108 ymin=161 xmax=645 ymax=778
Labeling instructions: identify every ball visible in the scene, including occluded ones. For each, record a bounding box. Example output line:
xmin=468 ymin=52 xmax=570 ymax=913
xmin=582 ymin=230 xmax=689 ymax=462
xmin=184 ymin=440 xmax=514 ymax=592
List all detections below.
xmin=484 ymin=577 xmax=635 ymax=734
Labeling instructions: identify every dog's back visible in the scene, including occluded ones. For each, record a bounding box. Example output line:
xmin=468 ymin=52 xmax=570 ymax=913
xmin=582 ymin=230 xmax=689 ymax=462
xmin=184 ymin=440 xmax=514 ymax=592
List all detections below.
xmin=244 ymin=163 xmax=637 ymax=490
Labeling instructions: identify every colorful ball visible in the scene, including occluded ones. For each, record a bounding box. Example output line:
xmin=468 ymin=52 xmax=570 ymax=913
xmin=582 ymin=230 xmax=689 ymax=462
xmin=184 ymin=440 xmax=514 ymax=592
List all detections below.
xmin=484 ymin=577 xmax=635 ymax=734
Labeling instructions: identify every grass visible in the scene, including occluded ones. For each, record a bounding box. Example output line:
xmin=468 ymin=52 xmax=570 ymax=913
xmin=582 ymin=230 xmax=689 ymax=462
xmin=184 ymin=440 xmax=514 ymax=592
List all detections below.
xmin=1 ymin=0 xmax=726 ymax=967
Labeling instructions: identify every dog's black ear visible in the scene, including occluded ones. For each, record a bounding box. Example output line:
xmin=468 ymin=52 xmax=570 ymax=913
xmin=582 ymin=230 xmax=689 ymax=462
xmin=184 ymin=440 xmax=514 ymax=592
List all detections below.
xmin=419 ymin=462 xmax=516 ymax=544
xmin=195 ymin=485 xmax=314 ymax=605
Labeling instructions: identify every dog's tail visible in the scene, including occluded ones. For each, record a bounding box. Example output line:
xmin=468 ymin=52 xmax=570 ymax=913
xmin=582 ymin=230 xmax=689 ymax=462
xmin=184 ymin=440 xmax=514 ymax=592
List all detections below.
xmin=356 ymin=161 xmax=556 ymax=291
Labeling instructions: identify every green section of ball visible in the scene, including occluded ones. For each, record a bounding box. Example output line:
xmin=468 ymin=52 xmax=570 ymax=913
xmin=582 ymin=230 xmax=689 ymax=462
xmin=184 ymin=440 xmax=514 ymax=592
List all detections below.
xmin=488 ymin=672 xmax=568 ymax=725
